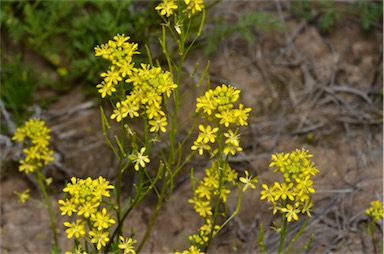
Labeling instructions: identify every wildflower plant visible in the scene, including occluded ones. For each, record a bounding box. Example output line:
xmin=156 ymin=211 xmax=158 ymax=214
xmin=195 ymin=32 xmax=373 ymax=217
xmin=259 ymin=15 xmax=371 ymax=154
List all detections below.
xmin=259 ymin=149 xmax=319 ymax=253
xmin=87 ymin=0 xmax=214 ymax=252
xmin=90 ymin=0 xmax=255 ymax=252
xmin=365 ymin=200 xmax=384 ymax=254
xmin=187 ymin=84 xmax=256 ymax=252
xmin=12 ymin=118 xmax=58 ymax=248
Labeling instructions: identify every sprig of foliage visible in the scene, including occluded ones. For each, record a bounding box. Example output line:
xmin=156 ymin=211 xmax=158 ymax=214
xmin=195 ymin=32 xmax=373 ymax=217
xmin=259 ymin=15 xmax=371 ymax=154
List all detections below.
xmin=290 ymin=0 xmax=383 ymax=31
xmin=1 ymin=55 xmax=36 ymax=129
xmin=204 ymin=11 xmax=284 ymax=55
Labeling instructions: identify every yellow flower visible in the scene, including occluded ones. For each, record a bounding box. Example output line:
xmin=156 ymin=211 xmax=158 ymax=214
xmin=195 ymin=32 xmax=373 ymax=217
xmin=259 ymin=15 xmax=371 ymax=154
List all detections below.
xmin=94 ymin=44 xmax=112 ymax=59
xmin=202 ymin=169 xmax=219 ymax=189
xmin=23 ymin=146 xmax=41 ymax=162
xmin=260 ymin=184 xmax=274 ymax=203
xmin=196 ymin=124 xmax=218 ymax=143
xmin=196 ymin=93 xmax=215 ymax=115
xmin=215 ymin=110 xmax=235 ymax=127
xmin=12 ymin=127 xmax=26 ymax=141
xmin=100 ymin=66 xmax=122 ymax=85
xmin=217 ymin=186 xmax=231 ymax=203
xmin=31 ymin=135 xmax=50 ymax=148
xmin=91 ymin=207 xmax=116 ymax=230
xmin=269 ymin=153 xmax=289 ymax=170
xmin=223 ymin=143 xmax=242 ymax=156
xmin=191 ymin=140 xmax=211 ymax=155
xmin=272 ymin=182 xmax=295 ymax=201
xmin=118 ymin=236 xmax=137 ymax=254
xmin=64 ymin=219 xmax=86 ymax=239
xmin=14 ymin=189 xmax=30 ymax=203
xmin=295 ymin=175 xmax=315 ymax=199
xmin=58 ymin=199 xmax=77 ymax=216
xmin=158 ymin=72 xmax=177 ymax=97
xmin=121 ymin=97 xmax=140 ymax=118
xmin=111 ymin=102 xmax=128 ymax=122
xmin=188 ymin=198 xmax=212 ymax=218
xmin=89 ymin=230 xmax=110 ymax=250
xmin=146 ymin=106 xmax=165 ymax=119
xmin=148 ymin=116 xmax=168 ymax=133
xmin=224 ymin=166 xmax=238 ymax=184
xmin=93 ymin=176 xmax=115 ymax=198
xmin=195 ymin=185 xmax=212 ymax=200
xmin=77 ymin=202 xmax=98 ymax=218
xmin=224 ymin=129 xmax=240 ymax=146
xmin=301 ymin=198 xmax=313 ymax=217
xmin=184 ymin=0 xmax=204 ymax=16
xmin=113 ymin=34 xmax=130 ymax=47
xmin=96 ymin=82 xmax=116 ymax=98
xmin=117 ymin=59 xmax=135 ymax=78
xmin=18 ymin=160 xmax=36 ymax=174
xmin=155 ymin=0 xmax=178 ymax=17
xmin=281 ymin=204 xmax=300 ymax=222
xmin=234 ymin=103 xmax=251 ymax=126
xmin=145 ymin=90 xmax=162 ymax=109
xmin=239 ymin=170 xmax=258 ymax=191
xmin=129 ymin=147 xmax=150 ymax=171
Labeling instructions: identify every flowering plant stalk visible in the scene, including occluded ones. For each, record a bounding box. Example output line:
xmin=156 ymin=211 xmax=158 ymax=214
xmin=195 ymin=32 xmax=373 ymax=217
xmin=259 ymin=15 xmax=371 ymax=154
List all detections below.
xmin=259 ymin=149 xmax=319 ymax=253
xmin=365 ymin=200 xmax=384 ymax=254
xmin=185 ymin=84 xmax=256 ymax=252
xmin=12 ymin=118 xmax=58 ymax=250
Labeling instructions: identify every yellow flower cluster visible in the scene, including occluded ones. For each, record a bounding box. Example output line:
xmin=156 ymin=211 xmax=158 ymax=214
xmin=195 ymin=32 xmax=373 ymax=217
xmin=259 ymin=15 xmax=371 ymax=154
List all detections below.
xmin=59 ymin=177 xmax=113 ymax=250
xmin=188 ymin=162 xmax=238 ymax=245
xmin=155 ymin=0 xmax=204 ymax=18
xmin=95 ymin=35 xmax=178 ymax=133
xmin=60 ymin=177 xmax=136 ymax=253
xmin=124 ymin=64 xmax=177 ymax=132
xmin=260 ymin=149 xmax=319 ymax=222
xmin=192 ymin=84 xmax=251 ymax=156
xmin=366 ymin=200 xmax=384 ymax=222
xmin=95 ymin=34 xmax=139 ymax=98
xmin=12 ymin=118 xmax=55 ymax=174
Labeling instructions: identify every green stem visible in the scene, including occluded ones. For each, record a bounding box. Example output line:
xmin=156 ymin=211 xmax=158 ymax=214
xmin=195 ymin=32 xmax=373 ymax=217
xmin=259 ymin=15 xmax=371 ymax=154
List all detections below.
xmin=100 ymin=106 xmax=120 ymax=160
xmin=182 ymin=10 xmax=205 ymax=61
xmin=36 ymin=169 xmax=58 ymax=246
xmin=217 ymin=186 xmax=243 ymax=232
xmin=105 ymin=197 xmax=139 ymax=253
xmin=106 ymin=167 xmax=153 ymax=252
xmin=370 ymin=220 xmax=378 ymax=254
xmin=278 ymin=215 xmax=288 ymax=254
xmin=204 ymin=130 xmax=226 ymax=253
xmin=136 ymin=165 xmax=168 ymax=253
xmin=116 ymin=159 xmax=130 ymax=236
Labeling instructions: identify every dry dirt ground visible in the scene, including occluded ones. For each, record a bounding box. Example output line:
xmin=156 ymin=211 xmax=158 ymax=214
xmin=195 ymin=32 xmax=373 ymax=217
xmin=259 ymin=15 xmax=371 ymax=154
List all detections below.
xmin=1 ymin=1 xmax=383 ymax=253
